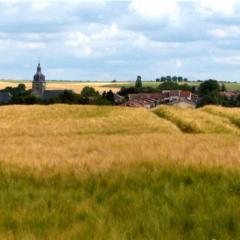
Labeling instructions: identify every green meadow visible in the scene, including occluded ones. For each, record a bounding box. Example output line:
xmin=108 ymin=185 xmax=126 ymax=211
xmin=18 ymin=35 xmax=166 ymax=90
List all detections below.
xmin=1 ymin=165 xmax=240 ymax=240
xmin=103 ymin=81 xmax=240 ymax=91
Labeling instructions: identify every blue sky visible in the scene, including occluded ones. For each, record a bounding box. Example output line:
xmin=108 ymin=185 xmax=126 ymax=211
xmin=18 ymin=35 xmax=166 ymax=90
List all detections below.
xmin=0 ymin=0 xmax=240 ymax=81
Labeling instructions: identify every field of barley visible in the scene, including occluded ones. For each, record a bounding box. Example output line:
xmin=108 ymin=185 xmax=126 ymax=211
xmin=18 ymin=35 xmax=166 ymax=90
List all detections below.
xmin=0 ymin=104 xmax=240 ymax=239
xmin=0 ymin=81 xmax=117 ymax=93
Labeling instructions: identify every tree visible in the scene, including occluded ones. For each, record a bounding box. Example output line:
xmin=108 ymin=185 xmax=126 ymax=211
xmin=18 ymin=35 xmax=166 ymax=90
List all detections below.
xmin=79 ymin=86 xmax=101 ymax=104
xmin=221 ymin=83 xmax=227 ymax=92
xmin=59 ymin=90 xmax=78 ymax=103
xmin=24 ymin=94 xmax=38 ymax=104
xmin=156 ymin=78 xmax=160 ymax=82
xmin=158 ymin=81 xmax=179 ymax=91
xmin=161 ymin=76 xmax=167 ymax=82
xmin=102 ymin=91 xmax=107 ymax=98
xmin=191 ymin=86 xmax=196 ymax=93
xmin=166 ymin=76 xmax=172 ymax=82
xmin=172 ymin=76 xmax=178 ymax=82
xmin=17 ymin=84 xmax=26 ymax=93
xmin=198 ymin=79 xmax=221 ymax=96
xmin=197 ymin=92 xmax=222 ymax=107
xmin=135 ymin=75 xmax=142 ymax=89
xmin=118 ymin=87 xmax=135 ymax=96
xmin=177 ymin=76 xmax=183 ymax=82
xmin=105 ymin=90 xmax=114 ymax=103
xmin=183 ymin=78 xmax=188 ymax=82
xmin=197 ymin=80 xmax=222 ymax=107
xmin=80 ymin=86 xmax=100 ymax=98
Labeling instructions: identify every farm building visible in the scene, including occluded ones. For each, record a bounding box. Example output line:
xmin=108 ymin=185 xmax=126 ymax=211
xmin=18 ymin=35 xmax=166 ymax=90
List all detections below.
xmin=0 ymin=92 xmax=12 ymax=103
xmin=220 ymin=91 xmax=240 ymax=100
xmin=122 ymin=90 xmax=198 ymax=109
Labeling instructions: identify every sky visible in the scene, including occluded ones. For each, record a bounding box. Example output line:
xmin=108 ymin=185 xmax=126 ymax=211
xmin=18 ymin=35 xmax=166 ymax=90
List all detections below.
xmin=0 ymin=0 xmax=240 ymax=82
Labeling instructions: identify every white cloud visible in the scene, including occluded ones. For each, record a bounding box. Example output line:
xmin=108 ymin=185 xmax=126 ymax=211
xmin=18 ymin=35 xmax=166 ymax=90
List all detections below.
xmin=1 ymin=0 xmax=240 ymax=81
xmin=176 ymin=59 xmax=183 ymax=68
xmin=91 ymin=23 xmax=119 ymax=40
xmin=198 ymin=0 xmax=239 ymax=17
xmin=129 ymin=0 xmax=180 ymax=23
xmin=214 ymin=56 xmax=240 ymax=65
xmin=210 ymin=26 xmax=240 ymax=39
xmin=84 ymin=46 xmax=92 ymax=56
xmin=16 ymin=41 xmax=46 ymax=49
xmin=66 ymin=32 xmax=90 ymax=47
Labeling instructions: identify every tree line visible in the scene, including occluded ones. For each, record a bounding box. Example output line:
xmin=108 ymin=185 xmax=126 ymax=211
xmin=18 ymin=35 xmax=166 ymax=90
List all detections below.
xmin=155 ymin=76 xmax=188 ymax=82
xmin=0 ymin=84 xmax=116 ymax=105
xmin=0 ymin=77 xmax=239 ymax=107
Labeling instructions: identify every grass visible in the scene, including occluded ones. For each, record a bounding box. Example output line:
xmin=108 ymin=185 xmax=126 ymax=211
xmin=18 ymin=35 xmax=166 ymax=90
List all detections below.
xmin=0 ymin=104 xmax=240 ymax=239
xmin=1 ymin=165 xmax=240 ymax=239
xmin=103 ymin=81 xmax=240 ymax=91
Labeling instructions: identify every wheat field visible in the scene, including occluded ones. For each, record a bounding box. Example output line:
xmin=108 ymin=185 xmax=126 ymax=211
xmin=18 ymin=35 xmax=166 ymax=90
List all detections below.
xmin=0 ymin=104 xmax=240 ymax=239
xmin=0 ymin=81 xmax=118 ymax=93
xmin=0 ymin=104 xmax=239 ymax=174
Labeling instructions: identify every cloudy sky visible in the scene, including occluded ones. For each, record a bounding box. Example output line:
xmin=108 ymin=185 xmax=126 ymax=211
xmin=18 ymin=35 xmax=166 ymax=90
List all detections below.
xmin=0 ymin=0 xmax=240 ymax=81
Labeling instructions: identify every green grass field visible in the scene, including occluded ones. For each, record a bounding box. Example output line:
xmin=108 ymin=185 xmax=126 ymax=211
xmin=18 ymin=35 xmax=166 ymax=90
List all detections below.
xmin=0 ymin=105 xmax=240 ymax=239
xmin=1 ymin=165 xmax=240 ymax=239
xmin=103 ymin=81 xmax=240 ymax=91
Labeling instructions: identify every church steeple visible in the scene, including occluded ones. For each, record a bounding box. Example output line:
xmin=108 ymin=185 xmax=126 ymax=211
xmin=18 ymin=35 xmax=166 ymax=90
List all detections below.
xmin=37 ymin=63 xmax=41 ymax=73
xmin=32 ymin=62 xmax=46 ymax=97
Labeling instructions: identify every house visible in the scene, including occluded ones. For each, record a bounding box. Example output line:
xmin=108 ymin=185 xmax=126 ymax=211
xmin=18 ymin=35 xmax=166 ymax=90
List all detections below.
xmin=42 ymin=90 xmax=65 ymax=101
xmin=113 ymin=93 xmax=125 ymax=104
xmin=123 ymin=90 xmax=198 ymax=109
xmin=0 ymin=92 xmax=12 ymax=103
xmin=125 ymin=93 xmax=163 ymax=109
xmin=220 ymin=91 xmax=240 ymax=100
xmin=121 ymin=98 xmax=156 ymax=109
xmin=172 ymin=99 xmax=196 ymax=108
xmin=161 ymin=90 xmax=193 ymax=102
xmin=129 ymin=93 xmax=163 ymax=101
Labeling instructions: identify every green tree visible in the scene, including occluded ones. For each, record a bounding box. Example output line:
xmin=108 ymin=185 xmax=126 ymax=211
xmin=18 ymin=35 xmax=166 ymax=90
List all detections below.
xmin=197 ymin=92 xmax=222 ymax=107
xmin=161 ymin=77 xmax=167 ymax=82
xmin=172 ymin=76 xmax=178 ymax=82
xmin=17 ymin=84 xmax=26 ymax=93
xmin=135 ymin=75 xmax=142 ymax=89
xmin=221 ymin=83 xmax=227 ymax=91
xmin=80 ymin=87 xmax=100 ymax=98
xmin=166 ymin=76 xmax=172 ymax=82
xmin=158 ymin=81 xmax=179 ymax=91
xmin=177 ymin=76 xmax=183 ymax=82
xmin=59 ymin=90 xmax=78 ymax=103
xmin=106 ymin=90 xmax=114 ymax=103
xmin=198 ymin=80 xmax=221 ymax=96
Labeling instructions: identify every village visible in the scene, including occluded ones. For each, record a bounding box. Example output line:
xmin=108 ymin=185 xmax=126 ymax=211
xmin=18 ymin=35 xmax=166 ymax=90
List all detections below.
xmin=0 ymin=63 xmax=240 ymax=108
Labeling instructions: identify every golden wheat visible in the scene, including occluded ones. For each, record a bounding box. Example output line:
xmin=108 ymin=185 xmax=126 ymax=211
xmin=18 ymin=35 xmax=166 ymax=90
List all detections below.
xmin=0 ymin=81 xmax=119 ymax=93
xmin=0 ymin=105 xmax=239 ymax=176
xmin=153 ymin=105 xmax=240 ymax=135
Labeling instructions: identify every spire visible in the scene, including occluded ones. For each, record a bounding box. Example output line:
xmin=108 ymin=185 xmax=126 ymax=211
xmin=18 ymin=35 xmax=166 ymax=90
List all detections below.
xmin=37 ymin=62 xmax=41 ymax=73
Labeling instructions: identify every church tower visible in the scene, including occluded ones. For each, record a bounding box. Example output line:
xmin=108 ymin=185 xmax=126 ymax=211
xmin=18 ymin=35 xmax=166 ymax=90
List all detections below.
xmin=32 ymin=63 xmax=46 ymax=97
